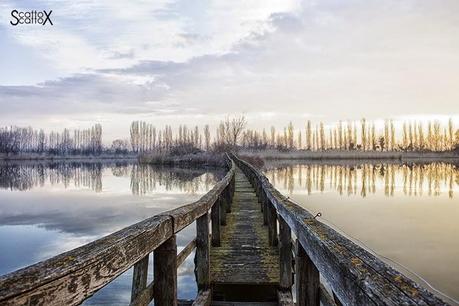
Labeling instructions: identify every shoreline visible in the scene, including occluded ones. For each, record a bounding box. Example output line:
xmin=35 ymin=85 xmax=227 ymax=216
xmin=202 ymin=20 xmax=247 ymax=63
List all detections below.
xmin=240 ymin=149 xmax=459 ymax=162
xmin=0 ymin=153 xmax=138 ymax=162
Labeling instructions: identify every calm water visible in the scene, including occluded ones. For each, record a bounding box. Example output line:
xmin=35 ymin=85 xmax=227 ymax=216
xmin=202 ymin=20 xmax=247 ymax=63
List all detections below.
xmin=0 ymin=161 xmax=224 ymax=305
xmin=264 ymin=161 xmax=459 ymax=304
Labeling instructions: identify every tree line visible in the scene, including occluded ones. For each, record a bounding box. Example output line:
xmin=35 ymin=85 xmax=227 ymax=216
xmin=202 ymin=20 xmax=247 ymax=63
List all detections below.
xmin=0 ymin=124 xmax=103 ymax=155
xmin=2 ymin=116 xmax=458 ymax=155
xmin=240 ymin=118 xmax=459 ymax=152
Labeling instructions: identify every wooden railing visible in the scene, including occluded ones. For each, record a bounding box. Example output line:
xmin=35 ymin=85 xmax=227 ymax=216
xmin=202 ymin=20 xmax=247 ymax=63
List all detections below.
xmin=0 ymin=156 xmax=235 ymax=306
xmin=230 ymin=153 xmax=449 ymax=306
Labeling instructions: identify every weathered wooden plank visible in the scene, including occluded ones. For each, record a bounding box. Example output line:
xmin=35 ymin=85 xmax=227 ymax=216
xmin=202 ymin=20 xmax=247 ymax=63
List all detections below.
xmin=333 ymin=292 xmax=343 ymax=306
xmin=161 ymin=160 xmax=235 ymax=233
xmin=220 ymin=196 xmax=227 ymax=226
xmin=192 ymin=289 xmax=212 ymax=306
xmin=210 ymin=167 xmax=280 ymax=287
xmin=131 ymin=238 xmax=196 ymax=306
xmin=130 ymin=281 xmax=154 ymax=306
xmin=212 ymin=302 xmax=277 ymax=306
xmin=267 ymin=202 xmax=278 ymax=246
xmin=231 ymin=154 xmax=449 ymax=306
xmin=296 ymin=239 xmax=319 ymax=306
xmin=154 ymin=235 xmax=177 ymax=306
xmin=0 ymin=215 xmax=173 ymax=306
xmin=320 ymin=284 xmax=337 ymax=306
xmin=131 ymin=254 xmax=149 ymax=303
xmin=211 ymin=199 xmax=221 ymax=246
xmin=279 ymin=215 xmax=292 ymax=289
xmin=225 ymin=185 xmax=232 ymax=213
xmin=178 ymin=239 xmax=196 ymax=267
xmin=195 ymin=212 xmax=210 ymax=290
xmin=278 ymin=290 xmax=294 ymax=306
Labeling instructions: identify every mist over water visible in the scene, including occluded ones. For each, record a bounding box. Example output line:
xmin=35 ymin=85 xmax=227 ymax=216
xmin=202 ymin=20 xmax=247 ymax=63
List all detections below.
xmin=264 ymin=161 xmax=459 ymax=303
xmin=0 ymin=161 xmax=224 ymax=304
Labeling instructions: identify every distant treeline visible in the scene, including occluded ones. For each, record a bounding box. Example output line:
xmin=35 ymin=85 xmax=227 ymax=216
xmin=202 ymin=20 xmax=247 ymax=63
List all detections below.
xmin=129 ymin=117 xmax=459 ymax=154
xmin=0 ymin=124 xmax=102 ymax=155
xmin=1 ymin=116 xmax=459 ymax=156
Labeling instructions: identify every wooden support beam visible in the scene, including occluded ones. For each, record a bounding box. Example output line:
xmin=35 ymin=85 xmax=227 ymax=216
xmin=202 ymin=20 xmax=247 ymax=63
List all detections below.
xmin=131 ymin=254 xmax=149 ymax=303
xmin=320 ymin=284 xmax=337 ymax=306
xmin=192 ymin=289 xmax=212 ymax=306
xmin=278 ymin=290 xmax=294 ymax=306
xmin=279 ymin=216 xmax=292 ymax=289
xmin=260 ymin=190 xmax=265 ymax=212
xmin=296 ymin=240 xmax=319 ymax=306
xmin=129 ymin=281 xmax=154 ymax=306
xmin=211 ymin=199 xmax=221 ymax=247
xmin=333 ymin=292 xmax=343 ymax=306
xmin=220 ymin=197 xmax=227 ymax=226
xmin=263 ymin=196 xmax=268 ymax=225
xmin=268 ymin=203 xmax=278 ymax=246
xmin=225 ymin=186 xmax=232 ymax=213
xmin=154 ymin=235 xmax=177 ymax=306
xmin=177 ymin=239 xmax=196 ymax=267
xmin=195 ymin=212 xmax=210 ymax=290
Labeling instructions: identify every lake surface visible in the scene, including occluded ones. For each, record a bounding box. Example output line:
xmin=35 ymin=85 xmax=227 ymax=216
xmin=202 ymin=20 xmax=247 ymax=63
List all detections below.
xmin=0 ymin=161 xmax=224 ymax=305
xmin=264 ymin=161 xmax=459 ymax=304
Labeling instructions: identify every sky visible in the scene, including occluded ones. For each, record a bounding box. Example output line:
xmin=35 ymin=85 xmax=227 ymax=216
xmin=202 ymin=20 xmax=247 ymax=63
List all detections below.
xmin=1 ymin=0 xmax=459 ymax=142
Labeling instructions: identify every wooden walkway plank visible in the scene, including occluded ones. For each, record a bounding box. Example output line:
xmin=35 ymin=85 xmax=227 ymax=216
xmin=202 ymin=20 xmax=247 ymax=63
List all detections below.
xmin=210 ymin=167 xmax=280 ymax=301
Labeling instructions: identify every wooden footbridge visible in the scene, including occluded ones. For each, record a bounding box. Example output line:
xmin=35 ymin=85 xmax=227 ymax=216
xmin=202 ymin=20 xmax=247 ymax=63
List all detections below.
xmin=0 ymin=154 xmax=449 ymax=305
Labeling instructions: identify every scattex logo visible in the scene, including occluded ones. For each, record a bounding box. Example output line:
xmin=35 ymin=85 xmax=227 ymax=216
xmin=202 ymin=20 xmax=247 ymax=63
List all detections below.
xmin=10 ymin=10 xmax=53 ymax=26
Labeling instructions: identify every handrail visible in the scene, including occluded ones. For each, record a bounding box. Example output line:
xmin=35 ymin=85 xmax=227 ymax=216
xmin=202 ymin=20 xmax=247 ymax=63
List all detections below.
xmin=0 ymin=155 xmax=236 ymax=306
xmin=230 ymin=153 xmax=449 ymax=306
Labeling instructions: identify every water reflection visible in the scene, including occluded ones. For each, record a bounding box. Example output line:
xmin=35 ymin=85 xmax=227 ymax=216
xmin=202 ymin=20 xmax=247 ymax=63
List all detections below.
xmin=0 ymin=161 xmax=219 ymax=195
xmin=265 ymin=162 xmax=459 ymax=198
xmin=0 ymin=161 xmax=224 ymax=304
xmin=264 ymin=161 xmax=459 ymax=303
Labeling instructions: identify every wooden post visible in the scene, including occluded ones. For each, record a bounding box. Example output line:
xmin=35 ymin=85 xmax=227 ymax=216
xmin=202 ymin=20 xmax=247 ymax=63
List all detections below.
xmin=260 ymin=190 xmax=265 ymax=212
xmin=268 ymin=203 xmax=278 ymax=246
xmin=225 ymin=186 xmax=232 ymax=213
xmin=195 ymin=212 xmax=210 ymax=290
xmin=279 ymin=216 xmax=292 ymax=289
xmin=211 ymin=199 xmax=221 ymax=247
xmin=333 ymin=292 xmax=344 ymax=306
xmin=220 ymin=196 xmax=227 ymax=226
xmin=154 ymin=235 xmax=177 ymax=306
xmin=131 ymin=254 xmax=149 ymax=303
xmin=296 ymin=240 xmax=319 ymax=306
xmin=230 ymin=175 xmax=235 ymax=202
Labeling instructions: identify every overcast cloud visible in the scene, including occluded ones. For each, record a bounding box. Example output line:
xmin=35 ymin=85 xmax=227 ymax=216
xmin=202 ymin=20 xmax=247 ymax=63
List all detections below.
xmin=1 ymin=0 xmax=459 ymax=141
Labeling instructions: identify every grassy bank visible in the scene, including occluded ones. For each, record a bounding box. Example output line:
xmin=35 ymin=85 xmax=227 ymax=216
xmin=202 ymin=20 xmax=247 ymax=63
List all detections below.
xmin=139 ymin=151 xmax=226 ymax=167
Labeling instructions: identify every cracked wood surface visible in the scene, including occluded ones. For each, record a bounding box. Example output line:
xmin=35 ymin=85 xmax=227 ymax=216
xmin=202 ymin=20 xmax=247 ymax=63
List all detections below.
xmin=210 ymin=167 xmax=279 ymax=286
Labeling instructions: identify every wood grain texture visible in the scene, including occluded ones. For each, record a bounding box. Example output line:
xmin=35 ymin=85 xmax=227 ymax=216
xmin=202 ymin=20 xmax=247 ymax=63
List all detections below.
xmin=210 ymin=168 xmax=280 ymax=286
xmin=211 ymin=197 xmax=221 ymax=246
xmin=154 ymin=235 xmax=177 ymax=306
xmin=195 ymin=213 xmax=210 ymax=290
xmin=230 ymin=153 xmax=450 ymax=306
xmin=130 ymin=281 xmax=154 ymax=306
xmin=192 ymin=289 xmax=212 ymax=306
xmin=131 ymin=255 xmax=149 ymax=303
xmin=320 ymin=284 xmax=337 ymax=306
xmin=178 ymin=239 xmax=196 ymax=267
xmin=278 ymin=215 xmax=292 ymax=290
xmin=278 ymin=290 xmax=294 ymax=306
xmin=0 ymin=215 xmax=173 ymax=306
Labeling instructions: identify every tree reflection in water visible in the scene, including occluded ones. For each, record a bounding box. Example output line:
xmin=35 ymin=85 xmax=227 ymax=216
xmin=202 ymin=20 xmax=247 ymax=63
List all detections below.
xmin=0 ymin=162 xmax=222 ymax=195
xmin=265 ymin=162 xmax=459 ymax=198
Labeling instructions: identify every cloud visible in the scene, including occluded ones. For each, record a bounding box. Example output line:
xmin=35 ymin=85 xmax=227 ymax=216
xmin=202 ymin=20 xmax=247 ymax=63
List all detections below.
xmin=1 ymin=0 xmax=459 ymax=138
